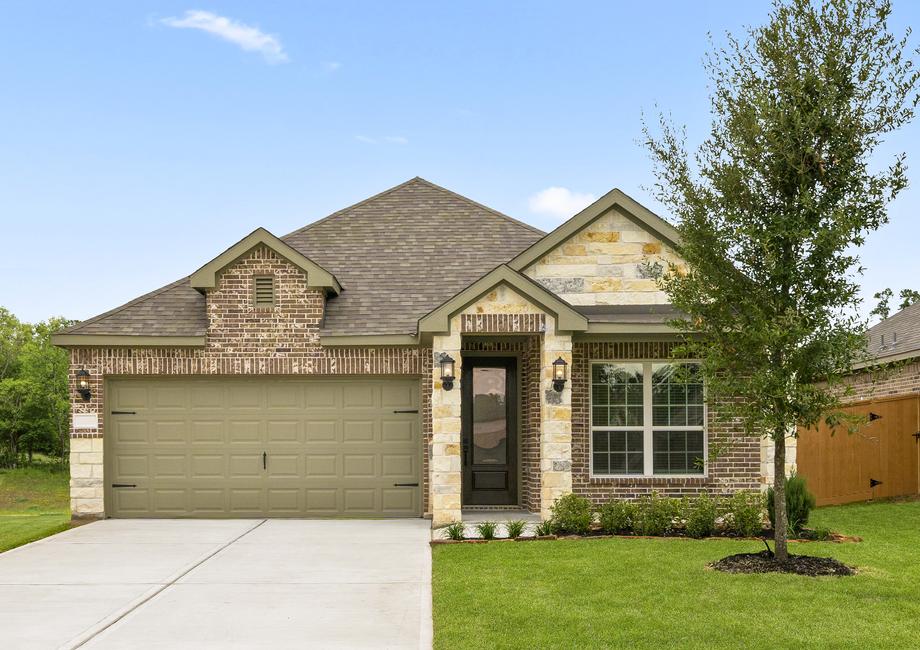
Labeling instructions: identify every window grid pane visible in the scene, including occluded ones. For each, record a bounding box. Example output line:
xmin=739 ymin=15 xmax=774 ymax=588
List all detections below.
xmin=591 ymin=362 xmax=704 ymax=477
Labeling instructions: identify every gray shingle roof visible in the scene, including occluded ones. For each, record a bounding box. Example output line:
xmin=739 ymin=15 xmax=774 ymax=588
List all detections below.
xmin=61 ymin=178 xmax=545 ymax=338
xmin=61 ymin=277 xmax=207 ymax=336
xmin=865 ymin=300 xmax=920 ymax=361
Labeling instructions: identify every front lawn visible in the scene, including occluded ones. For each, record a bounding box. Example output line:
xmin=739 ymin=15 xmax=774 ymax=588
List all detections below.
xmin=0 ymin=464 xmax=72 ymax=552
xmin=433 ymin=499 xmax=920 ymax=649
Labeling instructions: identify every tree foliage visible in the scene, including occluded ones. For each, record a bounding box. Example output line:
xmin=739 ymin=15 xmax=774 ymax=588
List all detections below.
xmin=643 ymin=0 xmax=919 ymax=560
xmin=0 ymin=308 xmax=73 ymax=467
xmin=870 ymin=287 xmax=920 ymax=319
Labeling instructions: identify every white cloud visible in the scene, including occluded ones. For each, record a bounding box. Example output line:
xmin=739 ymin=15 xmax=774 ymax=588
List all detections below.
xmin=161 ymin=10 xmax=288 ymax=64
xmin=528 ymin=187 xmax=596 ymax=219
xmin=383 ymin=136 xmax=408 ymax=145
xmin=354 ymin=135 xmax=377 ymax=144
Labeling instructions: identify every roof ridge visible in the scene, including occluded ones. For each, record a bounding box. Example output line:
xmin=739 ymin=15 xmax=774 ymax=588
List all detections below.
xmin=281 ymin=177 xmax=425 ymax=241
xmin=409 ymin=177 xmax=546 ymax=236
xmin=281 ymin=177 xmax=546 ymax=241
xmin=60 ymin=276 xmax=192 ymax=335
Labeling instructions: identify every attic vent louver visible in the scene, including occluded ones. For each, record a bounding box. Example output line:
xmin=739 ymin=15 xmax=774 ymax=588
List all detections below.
xmin=254 ymin=276 xmax=275 ymax=307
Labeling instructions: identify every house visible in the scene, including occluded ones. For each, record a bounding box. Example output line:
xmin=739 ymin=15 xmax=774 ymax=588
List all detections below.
xmin=53 ymin=177 xmax=763 ymax=526
xmin=797 ymin=303 xmax=920 ymax=505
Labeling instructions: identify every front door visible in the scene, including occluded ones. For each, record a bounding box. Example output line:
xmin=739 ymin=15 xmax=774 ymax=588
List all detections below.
xmin=461 ymin=356 xmax=517 ymax=506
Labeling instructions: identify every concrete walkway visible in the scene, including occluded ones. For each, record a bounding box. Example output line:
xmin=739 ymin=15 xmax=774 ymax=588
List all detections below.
xmin=0 ymin=519 xmax=432 ymax=649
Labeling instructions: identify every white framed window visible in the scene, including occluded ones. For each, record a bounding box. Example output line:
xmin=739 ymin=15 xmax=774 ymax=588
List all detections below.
xmin=590 ymin=361 xmax=706 ymax=478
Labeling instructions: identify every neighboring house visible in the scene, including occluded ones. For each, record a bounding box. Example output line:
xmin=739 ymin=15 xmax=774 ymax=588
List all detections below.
xmin=797 ymin=303 xmax=920 ymax=505
xmin=54 ymin=177 xmax=763 ymax=526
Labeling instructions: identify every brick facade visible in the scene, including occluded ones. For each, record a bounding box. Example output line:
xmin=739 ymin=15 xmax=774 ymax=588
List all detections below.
xmin=571 ymin=341 xmax=760 ymax=503
xmin=841 ymin=359 xmax=920 ymax=403
xmin=68 ymin=246 xmax=432 ymax=517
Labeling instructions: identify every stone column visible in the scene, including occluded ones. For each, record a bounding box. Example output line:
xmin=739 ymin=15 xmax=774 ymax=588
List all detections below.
xmin=539 ymin=317 xmax=573 ymax=520
xmin=760 ymin=434 xmax=798 ymax=490
xmin=430 ymin=327 xmax=463 ymax=526
xmin=69 ymin=355 xmax=105 ymax=518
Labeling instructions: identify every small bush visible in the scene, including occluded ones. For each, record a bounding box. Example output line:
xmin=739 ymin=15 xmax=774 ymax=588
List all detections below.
xmin=443 ymin=521 xmax=465 ymax=541
xmin=767 ymin=472 xmax=816 ymax=536
xmin=725 ymin=490 xmax=764 ymax=537
xmin=598 ymin=500 xmax=635 ymax=534
xmin=812 ymin=526 xmax=832 ymax=541
xmin=534 ymin=520 xmax=555 ymax=537
xmin=505 ymin=520 xmax=527 ymax=539
xmin=685 ymin=493 xmax=718 ymax=538
xmin=550 ymin=493 xmax=594 ymax=535
xmin=632 ymin=492 xmax=676 ymax=536
xmin=475 ymin=521 xmax=498 ymax=540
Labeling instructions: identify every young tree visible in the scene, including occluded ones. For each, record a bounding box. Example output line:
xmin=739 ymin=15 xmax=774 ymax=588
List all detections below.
xmin=644 ymin=0 xmax=918 ymax=561
xmin=870 ymin=286 xmax=920 ymax=319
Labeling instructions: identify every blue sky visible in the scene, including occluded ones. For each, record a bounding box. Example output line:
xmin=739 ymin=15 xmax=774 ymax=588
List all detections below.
xmin=2 ymin=1 xmax=918 ymax=324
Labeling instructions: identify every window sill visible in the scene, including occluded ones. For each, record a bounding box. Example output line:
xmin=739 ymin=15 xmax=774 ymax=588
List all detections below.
xmin=588 ymin=474 xmax=708 ymax=483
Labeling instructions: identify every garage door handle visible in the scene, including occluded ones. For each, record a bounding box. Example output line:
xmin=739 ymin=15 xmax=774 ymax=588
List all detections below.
xmin=111 ymin=411 xmax=136 ymax=415
xmin=111 ymin=483 xmax=136 ymax=488
xmin=393 ymin=483 xmax=418 ymax=487
xmin=393 ymin=409 xmax=418 ymax=414
xmin=263 ymin=452 xmax=267 ymax=470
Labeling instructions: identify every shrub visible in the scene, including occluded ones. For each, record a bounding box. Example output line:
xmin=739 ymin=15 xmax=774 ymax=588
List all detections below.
xmin=632 ymin=492 xmax=676 ymax=536
xmin=725 ymin=490 xmax=764 ymax=537
xmin=685 ymin=493 xmax=718 ymax=538
xmin=812 ymin=526 xmax=832 ymax=541
xmin=534 ymin=520 xmax=555 ymax=537
xmin=505 ymin=520 xmax=527 ymax=539
xmin=475 ymin=521 xmax=498 ymax=540
xmin=767 ymin=472 xmax=816 ymax=535
xmin=443 ymin=521 xmax=465 ymax=541
xmin=549 ymin=493 xmax=594 ymax=535
xmin=598 ymin=499 xmax=635 ymax=534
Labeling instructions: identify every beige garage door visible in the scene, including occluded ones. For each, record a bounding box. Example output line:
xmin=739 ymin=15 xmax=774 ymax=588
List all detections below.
xmin=105 ymin=378 xmax=421 ymax=518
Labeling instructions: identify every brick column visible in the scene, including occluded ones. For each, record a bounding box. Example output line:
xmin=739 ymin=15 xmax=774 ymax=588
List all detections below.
xmin=539 ymin=318 xmax=573 ymax=519
xmin=430 ymin=329 xmax=462 ymax=526
xmin=69 ymin=355 xmax=105 ymax=518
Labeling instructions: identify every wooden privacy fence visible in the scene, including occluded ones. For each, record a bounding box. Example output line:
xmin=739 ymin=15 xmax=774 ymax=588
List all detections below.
xmin=797 ymin=394 xmax=920 ymax=506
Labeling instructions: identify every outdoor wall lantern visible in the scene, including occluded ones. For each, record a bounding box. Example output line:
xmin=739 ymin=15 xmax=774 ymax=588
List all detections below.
xmin=76 ymin=368 xmax=91 ymax=402
xmin=439 ymin=354 xmax=456 ymax=391
xmin=552 ymin=357 xmax=568 ymax=392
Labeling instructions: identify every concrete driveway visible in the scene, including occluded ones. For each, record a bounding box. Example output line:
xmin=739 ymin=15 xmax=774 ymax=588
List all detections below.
xmin=0 ymin=519 xmax=432 ymax=649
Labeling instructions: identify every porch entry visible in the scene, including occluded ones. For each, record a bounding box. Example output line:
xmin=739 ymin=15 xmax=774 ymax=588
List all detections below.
xmin=461 ymin=356 xmax=518 ymax=506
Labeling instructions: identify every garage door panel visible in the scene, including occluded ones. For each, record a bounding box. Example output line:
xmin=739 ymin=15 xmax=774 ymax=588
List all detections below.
xmin=191 ymin=454 xmax=225 ymax=478
xmin=305 ymin=420 xmax=337 ymax=442
xmin=229 ymin=421 xmax=261 ymax=443
xmin=152 ymin=454 xmax=186 ymax=479
xmin=267 ymin=454 xmax=300 ymax=478
xmin=266 ymin=420 xmax=300 ymax=443
xmin=190 ymin=420 xmax=224 ymax=443
xmin=114 ymin=420 xmax=148 ymax=444
xmin=381 ymin=419 xmax=415 ymax=443
xmin=153 ymin=420 xmax=186 ymax=443
xmin=343 ymin=420 xmax=375 ymax=442
xmin=305 ymin=454 xmax=337 ymax=477
xmin=107 ymin=378 xmax=420 ymax=518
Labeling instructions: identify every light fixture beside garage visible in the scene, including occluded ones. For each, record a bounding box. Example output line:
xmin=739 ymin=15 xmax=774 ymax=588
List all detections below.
xmin=76 ymin=368 xmax=91 ymax=402
xmin=552 ymin=357 xmax=568 ymax=392
xmin=439 ymin=354 xmax=456 ymax=391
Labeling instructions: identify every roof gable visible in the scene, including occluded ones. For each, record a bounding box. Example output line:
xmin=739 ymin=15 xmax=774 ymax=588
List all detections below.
xmin=418 ymin=265 xmax=588 ymax=334
xmin=508 ymin=188 xmax=681 ymax=272
xmin=190 ymin=227 xmax=341 ymax=294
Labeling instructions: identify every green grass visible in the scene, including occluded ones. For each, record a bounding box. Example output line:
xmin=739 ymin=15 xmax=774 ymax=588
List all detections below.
xmin=433 ymin=500 xmax=920 ymax=649
xmin=0 ymin=464 xmax=71 ymax=552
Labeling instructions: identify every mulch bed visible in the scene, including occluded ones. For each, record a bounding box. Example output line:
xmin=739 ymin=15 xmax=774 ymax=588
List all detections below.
xmin=710 ymin=550 xmax=855 ymax=577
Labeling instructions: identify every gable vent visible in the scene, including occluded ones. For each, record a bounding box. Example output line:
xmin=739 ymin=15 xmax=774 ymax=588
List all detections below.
xmin=254 ymin=276 xmax=275 ymax=307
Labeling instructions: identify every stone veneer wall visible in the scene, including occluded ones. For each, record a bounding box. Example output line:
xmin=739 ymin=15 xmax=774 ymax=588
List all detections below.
xmin=571 ymin=341 xmax=761 ymax=503
xmin=68 ymin=246 xmax=432 ymax=518
xmin=428 ymin=283 xmax=573 ymax=524
xmin=523 ymin=208 xmax=684 ymax=306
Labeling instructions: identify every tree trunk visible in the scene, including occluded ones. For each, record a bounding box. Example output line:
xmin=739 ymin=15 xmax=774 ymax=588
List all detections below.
xmin=773 ymin=431 xmax=788 ymax=562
